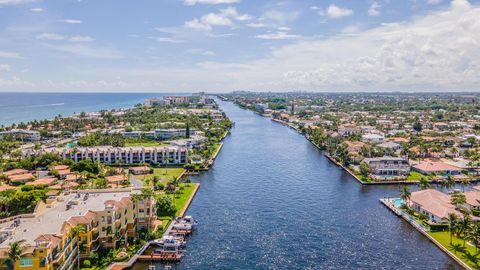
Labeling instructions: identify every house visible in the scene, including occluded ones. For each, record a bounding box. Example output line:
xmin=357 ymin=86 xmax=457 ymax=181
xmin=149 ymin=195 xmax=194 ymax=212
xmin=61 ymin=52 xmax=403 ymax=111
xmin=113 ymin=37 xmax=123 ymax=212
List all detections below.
xmin=26 ymin=177 xmax=57 ymax=187
xmin=363 ymin=157 xmax=410 ymax=176
xmin=130 ymin=166 xmax=151 ymax=175
xmin=0 ymin=129 xmax=40 ymax=141
xmin=8 ymin=173 xmax=34 ymax=184
xmin=412 ymin=161 xmax=462 ymax=176
xmin=464 ymin=190 xmax=480 ymax=211
xmin=409 ymin=189 xmax=461 ymax=224
xmin=377 ymin=141 xmax=402 ymax=151
xmin=106 ymin=174 xmax=127 ymax=188
xmin=344 ymin=141 xmax=366 ymax=153
xmin=338 ymin=124 xmax=361 ymax=136
xmin=361 ymin=133 xmax=385 ymax=144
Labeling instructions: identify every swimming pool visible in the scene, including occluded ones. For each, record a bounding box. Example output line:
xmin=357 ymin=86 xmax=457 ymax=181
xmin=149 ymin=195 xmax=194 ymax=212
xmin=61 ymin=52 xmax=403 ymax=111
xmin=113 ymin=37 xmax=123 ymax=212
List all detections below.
xmin=392 ymin=198 xmax=405 ymax=208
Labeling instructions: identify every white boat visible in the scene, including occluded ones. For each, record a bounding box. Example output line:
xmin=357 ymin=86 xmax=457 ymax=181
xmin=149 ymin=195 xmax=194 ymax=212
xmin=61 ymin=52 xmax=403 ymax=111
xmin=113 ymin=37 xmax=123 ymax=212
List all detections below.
xmin=153 ymin=235 xmax=185 ymax=248
xmin=172 ymin=222 xmax=192 ymax=230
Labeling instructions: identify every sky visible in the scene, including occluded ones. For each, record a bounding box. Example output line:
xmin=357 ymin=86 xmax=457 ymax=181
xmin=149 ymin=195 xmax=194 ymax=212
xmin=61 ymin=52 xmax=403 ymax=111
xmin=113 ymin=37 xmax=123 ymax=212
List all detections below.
xmin=0 ymin=0 xmax=479 ymax=93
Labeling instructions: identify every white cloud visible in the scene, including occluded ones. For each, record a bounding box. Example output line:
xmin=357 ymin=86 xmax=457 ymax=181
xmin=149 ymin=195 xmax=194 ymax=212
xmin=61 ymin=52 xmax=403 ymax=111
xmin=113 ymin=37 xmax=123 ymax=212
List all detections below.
xmin=427 ymin=0 xmax=443 ymax=4
xmin=186 ymin=48 xmax=216 ymax=56
xmin=60 ymin=19 xmax=82 ymax=24
xmin=0 ymin=51 xmax=22 ymax=59
xmin=183 ymin=0 xmax=240 ymax=5
xmin=36 ymin=33 xmax=65 ymax=41
xmin=246 ymin=22 xmax=266 ymax=28
xmin=46 ymin=44 xmax=123 ymax=59
xmin=327 ymin=4 xmax=353 ymax=19
xmin=368 ymin=2 xmax=381 ymax=16
xmin=149 ymin=37 xmax=185 ymax=43
xmin=0 ymin=64 xmax=11 ymax=72
xmin=69 ymin=35 xmax=95 ymax=42
xmin=262 ymin=10 xmax=300 ymax=25
xmin=30 ymin=7 xmax=44 ymax=12
xmin=184 ymin=7 xmax=251 ymax=31
xmin=0 ymin=0 xmax=34 ymax=5
xmin=255 ymin=31 xmax=300 ymax=40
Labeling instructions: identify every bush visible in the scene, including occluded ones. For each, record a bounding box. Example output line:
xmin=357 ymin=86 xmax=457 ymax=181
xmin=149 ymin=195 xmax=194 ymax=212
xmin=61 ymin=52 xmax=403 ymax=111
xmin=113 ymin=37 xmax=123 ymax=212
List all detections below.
xmin=82 ymin=259 xmax=91 ymax=268
xmin=20 ymin=185 xmax=34 ymax=192
xmin=429 ymin=223 xmax=449 ymax=232
xmin=9 ymin=180 xmax=24 ymax=186
xmin=155 ymin=182 xmax=165 ymax=191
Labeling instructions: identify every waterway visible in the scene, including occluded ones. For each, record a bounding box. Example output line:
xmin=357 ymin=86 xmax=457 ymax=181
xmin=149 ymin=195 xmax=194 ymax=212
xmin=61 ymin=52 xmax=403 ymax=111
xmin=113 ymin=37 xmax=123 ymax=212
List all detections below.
xmin=134 ymin=99 xmax=461 ymax=269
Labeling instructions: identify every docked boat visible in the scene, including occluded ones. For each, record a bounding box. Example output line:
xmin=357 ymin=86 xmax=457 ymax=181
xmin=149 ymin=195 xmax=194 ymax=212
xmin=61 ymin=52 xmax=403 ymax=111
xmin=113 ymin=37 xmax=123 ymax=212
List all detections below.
xmin=153 ymin=235 xmax=186 ymax=248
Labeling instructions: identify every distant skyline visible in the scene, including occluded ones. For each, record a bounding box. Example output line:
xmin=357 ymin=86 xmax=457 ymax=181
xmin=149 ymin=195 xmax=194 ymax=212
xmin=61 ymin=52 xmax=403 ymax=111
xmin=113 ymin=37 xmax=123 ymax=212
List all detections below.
xmin=0 ymin=0 xmax=479 ymax=92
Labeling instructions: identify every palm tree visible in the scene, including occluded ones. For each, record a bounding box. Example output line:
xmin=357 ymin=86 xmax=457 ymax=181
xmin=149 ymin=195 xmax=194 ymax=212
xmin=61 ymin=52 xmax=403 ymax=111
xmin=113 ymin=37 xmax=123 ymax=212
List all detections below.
xmin=418 ymin=177 xmax=431 ymax=190
xmin=400 ymin=186 xmax=411 ymax=206
xmin=466 ymin=222 xmax=480 ymax=254
xmin=5 ymin=240 xmax=26 ymax=270
xmin=446 ymin=212 xmax=459 ymax=245
xmin=461 ymin=178 xmax=470 ymax=192
xmin=443 ymin=175 xmax=456 ymax=192
xmin=458 ymin=214 xmax=472 ymax=247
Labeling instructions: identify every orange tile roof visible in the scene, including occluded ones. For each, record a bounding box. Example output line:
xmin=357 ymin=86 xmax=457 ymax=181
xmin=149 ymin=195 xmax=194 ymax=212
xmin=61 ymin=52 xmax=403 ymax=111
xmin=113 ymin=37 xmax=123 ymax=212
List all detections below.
xmin=51 ymin=165 xmax=69 ymax=171
xmin=26 ymin=177 xmax=57 ymax=186
xmin=106 ymin=174 xmax=126 ymax=183
xmin=410 ymin=189 xmax=462 ymax=220
xmin=413 ymin=161 xmax=461 ymax=172
xmin=8 ymin=173 xmax=34 ymax=181
xmin=3 ymin=169 xmax=28 ymax=176
xmin=0 ymin=185 xmax=16 ymax=192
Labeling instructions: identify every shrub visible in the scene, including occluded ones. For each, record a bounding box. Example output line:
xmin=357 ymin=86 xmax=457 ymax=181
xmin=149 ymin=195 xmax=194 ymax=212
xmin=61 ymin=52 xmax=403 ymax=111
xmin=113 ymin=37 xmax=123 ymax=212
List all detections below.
xmin=20 ymin=185 xmax=34 ymax=192
xmin=82 ymin=259 xmax=91 ymax=268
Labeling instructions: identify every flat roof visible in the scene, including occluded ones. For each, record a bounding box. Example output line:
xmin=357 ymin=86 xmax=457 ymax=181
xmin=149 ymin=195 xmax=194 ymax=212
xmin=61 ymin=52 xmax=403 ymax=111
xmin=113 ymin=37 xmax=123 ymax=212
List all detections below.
xmin=0 ymin=190 xmax=135 ymax=248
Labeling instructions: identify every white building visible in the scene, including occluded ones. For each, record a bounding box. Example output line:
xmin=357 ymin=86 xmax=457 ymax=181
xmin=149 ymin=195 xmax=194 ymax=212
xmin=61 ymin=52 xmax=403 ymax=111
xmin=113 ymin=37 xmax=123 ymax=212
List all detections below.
xmin=22 ymin=146 xmax=189 ymax=164
xmin=121 ymin=128 xmax=195 ymax=140
xmin=0 ymin=129 xmax=41 ymax=141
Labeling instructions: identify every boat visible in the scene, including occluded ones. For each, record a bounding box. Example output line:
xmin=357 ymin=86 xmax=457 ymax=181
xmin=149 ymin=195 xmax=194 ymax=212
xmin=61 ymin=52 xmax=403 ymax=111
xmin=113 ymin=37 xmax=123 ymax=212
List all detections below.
xmin=172 ymin=222 xmax=192 ymax=230
xmin=147 ymin=265 xmax=155 ymax=270
xmin=153 ymin=235 xmax=186 ymax=248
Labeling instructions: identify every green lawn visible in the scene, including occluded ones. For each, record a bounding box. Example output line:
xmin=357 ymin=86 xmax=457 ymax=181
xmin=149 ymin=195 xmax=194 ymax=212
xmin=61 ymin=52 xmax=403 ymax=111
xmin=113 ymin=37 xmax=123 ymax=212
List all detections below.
xmin=428 ymin=231 xmax=480 ymax=269
xmin=137 ymin=168 xmax=185 ymax=185
xmin=210 ymin=143 xmax=222 ymax=158
xmin=124 ymin=141 xmax=170 ymax=147
xmin=172 ymin=183 xmax=198 ymax=216
xmin=407 ymin=171 xmax=428 ymax=181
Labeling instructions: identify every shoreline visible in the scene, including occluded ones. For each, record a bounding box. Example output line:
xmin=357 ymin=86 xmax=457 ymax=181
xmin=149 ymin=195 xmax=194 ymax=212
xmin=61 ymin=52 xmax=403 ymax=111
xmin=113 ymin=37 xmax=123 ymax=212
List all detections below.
xmin=380 ymin=198 xmax=472 ymax=270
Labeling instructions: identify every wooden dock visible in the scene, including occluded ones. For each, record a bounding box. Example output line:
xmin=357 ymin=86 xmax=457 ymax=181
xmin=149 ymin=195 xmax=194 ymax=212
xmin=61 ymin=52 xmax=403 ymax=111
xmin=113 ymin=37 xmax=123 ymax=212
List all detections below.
xmin=137 ymin=253 xmax=183 ymax=262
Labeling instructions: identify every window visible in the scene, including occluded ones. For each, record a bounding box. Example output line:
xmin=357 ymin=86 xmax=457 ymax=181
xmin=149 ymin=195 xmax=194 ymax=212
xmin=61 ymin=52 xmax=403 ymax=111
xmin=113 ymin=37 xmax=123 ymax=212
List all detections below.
xmin=19 ymin=257 xmax=33 ymax=267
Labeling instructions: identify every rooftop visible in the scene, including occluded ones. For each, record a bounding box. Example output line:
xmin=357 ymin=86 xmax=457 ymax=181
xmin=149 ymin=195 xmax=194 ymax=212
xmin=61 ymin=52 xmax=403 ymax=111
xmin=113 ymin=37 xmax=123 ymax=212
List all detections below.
xmin=0 ymin=190 xmax=136 ymax=248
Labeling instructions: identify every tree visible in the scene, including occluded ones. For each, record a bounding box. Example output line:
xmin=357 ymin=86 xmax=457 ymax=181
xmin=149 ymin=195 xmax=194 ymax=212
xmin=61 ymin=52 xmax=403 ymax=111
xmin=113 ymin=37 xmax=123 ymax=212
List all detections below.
xmin=359 ymin=162 xmax=370 ymax=179
xmin=156 ymin=195 xmax=176 ymax=217
xmin=418 ymin=177 xmax=431 ymax=190
xmin=413 ymin=121 xmax=423 ymax=132
xmin=446 ymin=213 xmax=459 ymax=245
xmin=400 ymin=186 xmax=411 ymax=206
xmin=5 ymin=240 xmax=26 ymax=270
xmin=443 ymin=175 xmax=456 ymax=192
xmin=458 ymin=214 xmax=472 ymax=247
xmin=451 ymin=192 xmax=466 ymax=210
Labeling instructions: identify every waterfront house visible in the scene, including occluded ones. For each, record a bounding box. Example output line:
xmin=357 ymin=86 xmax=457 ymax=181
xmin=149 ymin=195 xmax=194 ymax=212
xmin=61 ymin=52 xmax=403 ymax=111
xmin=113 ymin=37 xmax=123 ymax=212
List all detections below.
xmin=0 ymin=129 xmax=40 ymax=141
xmin=363 ymin=157 xmax=410 ymax=176
xmin=409 ymin=189 xmax=462 ymax=224
xmin=464 ymin=190 xmax=480 ymax=211
xmin=412 ymin=161 xmax=462 ymax=176
xmin=26 ymin=177 xmax=57 ymax=187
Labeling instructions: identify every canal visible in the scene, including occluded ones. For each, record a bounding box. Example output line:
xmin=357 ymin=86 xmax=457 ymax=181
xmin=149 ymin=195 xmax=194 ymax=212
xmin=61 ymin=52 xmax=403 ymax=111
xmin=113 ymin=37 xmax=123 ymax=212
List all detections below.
xmin=136 ymin=99 xmax=460 ymax=269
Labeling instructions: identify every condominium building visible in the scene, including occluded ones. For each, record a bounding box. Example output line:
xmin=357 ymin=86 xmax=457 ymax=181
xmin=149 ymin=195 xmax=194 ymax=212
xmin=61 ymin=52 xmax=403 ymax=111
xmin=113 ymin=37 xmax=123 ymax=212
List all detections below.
xmin=121 ymin=128 xmax=195 ymax=140
xmin=22 ymin=146 xmax=189 ymax=165
xmin=0 ymin=129 xmax=41 ymax=141
xmin=0 ymin=190 xmax=156 ymax=270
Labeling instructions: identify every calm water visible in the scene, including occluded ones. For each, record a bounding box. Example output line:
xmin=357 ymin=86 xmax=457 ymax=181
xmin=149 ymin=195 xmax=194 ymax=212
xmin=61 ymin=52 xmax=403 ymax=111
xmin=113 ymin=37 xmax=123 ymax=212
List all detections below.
xmin=0 ymin=93 xmax=461 ymax=269
xmin=134 ymin=99 xmax=460 ymax=269
xmin=0 ymin=92 xmax=164 ymax=126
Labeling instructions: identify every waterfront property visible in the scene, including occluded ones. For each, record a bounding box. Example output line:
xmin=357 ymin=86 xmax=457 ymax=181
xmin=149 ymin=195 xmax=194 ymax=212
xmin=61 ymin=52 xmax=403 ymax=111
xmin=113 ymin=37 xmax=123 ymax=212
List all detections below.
xmin=363 ymin=157 xmax=410 ymax=177
xmin=412 ymin=161 xmax=463 ymax=176
xmin=409 ymin=189 xmax=463 ymax=224
xmin=22 ymin=146 xmax=189 ymax=165
xmin=0 ymin=189 xmax=156 ymax=270
xmin=120 ymin=128 xmax=196 ymax=141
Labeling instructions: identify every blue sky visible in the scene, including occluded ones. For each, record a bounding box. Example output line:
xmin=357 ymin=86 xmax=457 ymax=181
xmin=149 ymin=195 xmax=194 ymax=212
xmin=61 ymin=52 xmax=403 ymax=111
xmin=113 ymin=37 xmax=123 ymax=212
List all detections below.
xmin=0 ymin=0 xmax=479 ymax=92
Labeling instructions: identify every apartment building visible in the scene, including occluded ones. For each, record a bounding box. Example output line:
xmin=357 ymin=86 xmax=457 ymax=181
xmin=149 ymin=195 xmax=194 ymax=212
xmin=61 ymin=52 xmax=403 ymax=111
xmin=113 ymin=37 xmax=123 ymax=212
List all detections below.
xmin=121 ymin=128 xmax=195 ymax=140
xmin=0 ymin=190 xmax=156 ymax=270
xmin=0 ymin=129 xmax=41 ymax=141
xmin=22 ymin=146 xmax=189 ymax=165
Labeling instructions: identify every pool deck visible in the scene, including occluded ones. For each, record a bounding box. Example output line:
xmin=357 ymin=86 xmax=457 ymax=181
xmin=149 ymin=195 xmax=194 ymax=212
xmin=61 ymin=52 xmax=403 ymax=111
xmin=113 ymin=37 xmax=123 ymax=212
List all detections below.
xmin=380 ymin=198 xmax=472 ymax=270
